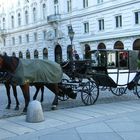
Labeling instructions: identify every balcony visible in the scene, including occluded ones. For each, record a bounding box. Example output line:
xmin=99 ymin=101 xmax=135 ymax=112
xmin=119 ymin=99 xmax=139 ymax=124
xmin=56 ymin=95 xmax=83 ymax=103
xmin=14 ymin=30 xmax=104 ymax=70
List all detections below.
xmin=47 ymin=14 xmax=61 ymax=23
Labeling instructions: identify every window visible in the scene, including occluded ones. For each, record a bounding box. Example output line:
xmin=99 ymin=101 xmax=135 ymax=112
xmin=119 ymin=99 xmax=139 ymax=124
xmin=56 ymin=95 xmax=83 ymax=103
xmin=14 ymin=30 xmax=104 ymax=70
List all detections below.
xmin=43 ymin=30 xmax=46 ymax=40
xmin=3 ymin=38 xmax=6 ymax=46
xmin=84 ymin=22 xmax=89 ymax=33
xmin=83 ymin=0 xmax=88 ymax=8
xmin=12 ymin=37 xmax=15 ymax=45
xmin=67 ymin=0 xmax=72 ymax=12
xmin=18 ymin=13 xmax=21 ymax=26
xmin=33 ymin=7 xmax=37 ymax=22
xmin=98 ymin=19 xmax=104 ymax=31
xmin=135 ymin=11 xmax=140 ymax=24
xmin=26 ymin=34 xmax=29 ymax=43
xmin=2 ymin=18 xmax=5 ymax=29
xmin=34 ymin=32 xmax=37 ymax=42
xmin=54 ymin=0 xmax=59 ymax=14
xmin=97 ymin=0 xmax=103 ymax=4
xmin=11 ymin=16 xmax=14 ymax=28
xmin=42 ymin=4 xmax=46 ymax=19
xmin=25 ymin=10 xmax=29 ymax=24
xmin=115 ymin=15 xmax=122 ymax=28
xmin=54 ymin=29 xmax=57 ymax=37
xmin=19 ymin=36 xmax=22 ymax=44
xmin=54 ymin=0 xmax=58 ymax=4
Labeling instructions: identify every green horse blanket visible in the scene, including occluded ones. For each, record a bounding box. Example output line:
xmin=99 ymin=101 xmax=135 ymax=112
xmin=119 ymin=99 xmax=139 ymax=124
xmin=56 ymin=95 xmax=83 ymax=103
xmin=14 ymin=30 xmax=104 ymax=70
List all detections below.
xmin=13 ymin=59 xmax=63 ymax=85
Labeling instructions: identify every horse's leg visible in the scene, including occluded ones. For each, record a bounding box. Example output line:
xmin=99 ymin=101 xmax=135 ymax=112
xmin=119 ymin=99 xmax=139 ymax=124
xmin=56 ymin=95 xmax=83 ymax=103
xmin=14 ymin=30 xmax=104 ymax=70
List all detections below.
xmin=47 ymin=83 xmax=59 ymax=110
xmin=33 ymin=85 xmax=40 ymax=101
xmin=20 ymin=84 xmax=30 ymax=112
xmin=40 ymin=86 xmax=44 ymax=102
xmin=5 ymin=83 xmax=11 ymax=109
xmin=12 ymin=85 xmax=20 ymax=110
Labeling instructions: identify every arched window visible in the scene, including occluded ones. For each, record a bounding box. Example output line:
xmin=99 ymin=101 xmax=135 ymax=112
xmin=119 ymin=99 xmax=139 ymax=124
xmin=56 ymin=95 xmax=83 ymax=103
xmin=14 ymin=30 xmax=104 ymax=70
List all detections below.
xmin=25 ymin=10 xmax=29 ymax=25
xmin=33 ymin=7 xmax=37 ymax=22
xmin=42 ymin=4 xmax=46 ymax=19
xmin=43 ymin=48 xmax=48 ymax=59
xmin=19 ymin=51 xmax=23 ymax=58
xmin=55 ymin=45 xmax=62 ymax=63
xmin=26 ymin=50 xmax=30 ymax=59
xmin=114 ymin=41 xmax=124 ymax=49
xmin=34 ymin=50 xmax=39 ymax=59
xmin=11 ymin=16 xmax=14 ymax=28
xmin=133 ymin=39 xmax=140 ymax=50
xmin=18 ymin=13 xmax=21 ymax=26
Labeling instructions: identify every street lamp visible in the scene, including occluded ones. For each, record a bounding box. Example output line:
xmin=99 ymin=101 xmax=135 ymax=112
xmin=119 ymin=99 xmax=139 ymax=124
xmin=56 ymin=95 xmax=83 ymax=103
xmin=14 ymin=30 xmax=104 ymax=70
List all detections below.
xmin=68 ymin=25 xmax=75 ymax=60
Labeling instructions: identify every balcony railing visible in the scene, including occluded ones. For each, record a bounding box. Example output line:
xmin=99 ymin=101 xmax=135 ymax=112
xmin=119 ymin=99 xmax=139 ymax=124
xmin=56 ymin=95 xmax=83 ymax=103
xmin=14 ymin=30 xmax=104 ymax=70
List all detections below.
xmin=47 ymin=14 xmax=61 ymax=23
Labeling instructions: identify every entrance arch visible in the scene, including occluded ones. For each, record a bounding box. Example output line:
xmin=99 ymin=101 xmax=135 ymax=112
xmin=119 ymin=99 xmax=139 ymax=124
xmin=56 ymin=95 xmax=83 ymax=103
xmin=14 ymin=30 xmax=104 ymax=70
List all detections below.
xmin=19 ymin=51 xmax=23 ymax=58
xmin=55 ymin=45 xmax=62 ymax=63
xmin=34 ymin=49 xmax=39 ymax=59
xmin=84 ymin=44 xmax=91 ymax=59
xmin=43 ymin=48 xmax=48 ymax=59
xmin=97 ymin=43 xmax=106 ymax=49
xmin=114 ymin=41 xmax=124 ymax=49
xmin=26 ymin=50 xmax=30 ymax=59
xmin=133 ymin=39 xmax=140 ymax=50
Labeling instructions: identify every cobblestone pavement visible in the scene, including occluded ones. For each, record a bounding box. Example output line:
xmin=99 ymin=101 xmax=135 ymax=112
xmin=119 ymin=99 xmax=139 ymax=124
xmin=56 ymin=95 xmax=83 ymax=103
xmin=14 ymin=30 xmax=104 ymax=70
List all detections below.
xmin=0 ymin=84 xmax=139 ymax=119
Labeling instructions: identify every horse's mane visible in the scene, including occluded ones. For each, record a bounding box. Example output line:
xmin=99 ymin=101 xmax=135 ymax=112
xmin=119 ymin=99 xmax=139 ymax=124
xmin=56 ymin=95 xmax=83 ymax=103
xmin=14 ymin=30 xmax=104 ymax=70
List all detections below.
xmin=0 ymin=54 xmax=19 ymax=73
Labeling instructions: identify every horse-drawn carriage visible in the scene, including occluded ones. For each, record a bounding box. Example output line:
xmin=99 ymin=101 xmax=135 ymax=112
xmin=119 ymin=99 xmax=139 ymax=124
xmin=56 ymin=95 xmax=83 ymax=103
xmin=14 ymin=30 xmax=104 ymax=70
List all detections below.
xmin=59 ymin=49 xmax=140 ymax=105
xmin=0 ymin=49 xmax=140 ymax=112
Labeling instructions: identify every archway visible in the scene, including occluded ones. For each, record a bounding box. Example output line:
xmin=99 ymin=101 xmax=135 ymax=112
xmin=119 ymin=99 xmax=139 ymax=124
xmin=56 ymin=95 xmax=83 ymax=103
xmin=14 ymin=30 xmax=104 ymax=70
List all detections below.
xmin=43 ymin=48 xmax=48 ymax=59
xmin=19 ymin=51 xmax=23 ymax=58
xmin=98 ymin=43 xmax=106 ymax=49
xmin=34 ymin=49 xmax=39 ymax=59
xmin=84 ymin=44 xmax=91 ymax=59
xmin=114 ymin=41 xmax=124 ymax=49
xmin=26 ymin=50 xmax=30 ymax=59
xmin=133 ymin=39 xmax=140 ymax=50
xmin=55 ymin=45 xmax=62 ymax=63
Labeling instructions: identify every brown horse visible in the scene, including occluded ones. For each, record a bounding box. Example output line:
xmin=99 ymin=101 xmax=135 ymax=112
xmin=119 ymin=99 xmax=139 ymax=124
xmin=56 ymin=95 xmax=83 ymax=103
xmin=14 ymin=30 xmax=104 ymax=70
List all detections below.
xmin=0 ymin=54 xmax=63 ymax=112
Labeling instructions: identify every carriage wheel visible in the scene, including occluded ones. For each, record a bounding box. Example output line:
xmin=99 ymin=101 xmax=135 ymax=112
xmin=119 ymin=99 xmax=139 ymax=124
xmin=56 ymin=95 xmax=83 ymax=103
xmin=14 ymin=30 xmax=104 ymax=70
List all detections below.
xmin=81 ymin=80 xmax=99 ymax=105
xmin=110 ymin=87 xmax=127 ymax=96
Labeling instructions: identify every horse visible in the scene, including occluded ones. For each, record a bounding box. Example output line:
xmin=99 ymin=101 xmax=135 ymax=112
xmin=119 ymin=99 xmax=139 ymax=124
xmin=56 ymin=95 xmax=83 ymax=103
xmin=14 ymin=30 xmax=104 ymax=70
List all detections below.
xmin=0 ymin=54 xmax=64 ymax=112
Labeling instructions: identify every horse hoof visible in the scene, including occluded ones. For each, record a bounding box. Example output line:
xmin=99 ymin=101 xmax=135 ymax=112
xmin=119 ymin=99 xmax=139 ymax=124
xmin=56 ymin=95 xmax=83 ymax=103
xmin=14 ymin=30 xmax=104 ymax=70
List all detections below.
xmin=6 ymin=105 xmax=10 ymax=109
xmin=23 ymin=108 xmax=27 ymax=112
xmin=15 ymin=106 xmax=19 ymax=110
xmin=51 ymin=105 xmax=57 ymax=110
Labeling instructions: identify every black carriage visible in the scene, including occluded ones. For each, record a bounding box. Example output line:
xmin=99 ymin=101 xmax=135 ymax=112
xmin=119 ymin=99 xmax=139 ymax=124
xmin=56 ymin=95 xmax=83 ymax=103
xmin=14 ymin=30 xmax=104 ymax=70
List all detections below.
xmin=60 ymin=49 xmax=140 ymax=105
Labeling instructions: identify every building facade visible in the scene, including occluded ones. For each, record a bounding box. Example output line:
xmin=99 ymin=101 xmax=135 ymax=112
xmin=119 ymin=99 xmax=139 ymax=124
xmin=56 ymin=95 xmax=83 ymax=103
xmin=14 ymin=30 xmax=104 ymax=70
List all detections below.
xmin=0 ymin=0 xmax=140 ymax=63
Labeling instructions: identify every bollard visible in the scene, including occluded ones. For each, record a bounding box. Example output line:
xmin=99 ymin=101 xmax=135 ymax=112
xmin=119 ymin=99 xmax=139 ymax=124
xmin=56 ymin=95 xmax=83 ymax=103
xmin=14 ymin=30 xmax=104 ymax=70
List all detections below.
xmin=26 ymin=100 xmax=45 ymax=123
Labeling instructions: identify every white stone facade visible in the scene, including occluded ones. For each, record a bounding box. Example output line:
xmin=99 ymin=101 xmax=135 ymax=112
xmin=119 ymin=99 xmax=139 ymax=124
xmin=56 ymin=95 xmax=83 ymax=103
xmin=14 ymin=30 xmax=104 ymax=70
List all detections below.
xmin=0 ymin=0 xmax=140 ymax=62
